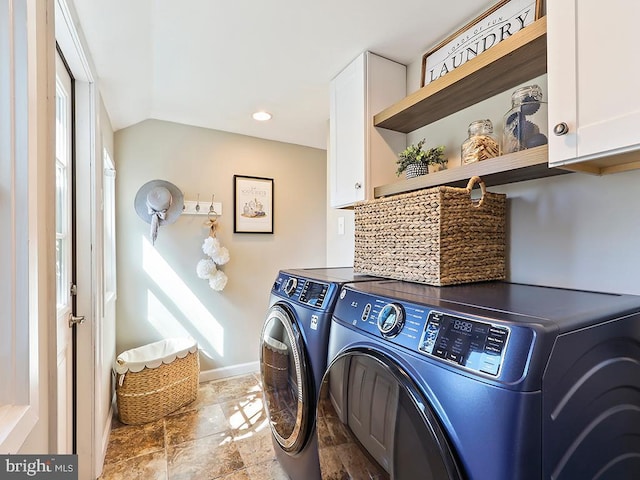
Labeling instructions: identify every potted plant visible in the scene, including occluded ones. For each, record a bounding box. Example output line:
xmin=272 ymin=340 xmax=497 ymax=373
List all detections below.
xmin=427 ymin=146 xmax=448 ymax=174
xmin=396 ymin=139 xmax=447 ymax=178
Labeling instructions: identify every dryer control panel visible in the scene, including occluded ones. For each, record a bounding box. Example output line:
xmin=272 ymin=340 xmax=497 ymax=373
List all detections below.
xmin=273 ymin=273 xmax=330 ymax=309
xmin=418 ymin=311 xmax=509 ymax=376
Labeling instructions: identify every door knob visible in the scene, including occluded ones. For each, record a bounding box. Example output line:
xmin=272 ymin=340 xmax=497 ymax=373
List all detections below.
xmin=553 ymin=122 xmax=569 ymax=136
xmin=69 ymin=314 xmax=85 ymax=327
xmin=354 ymin=182 xmax=362 ymax=190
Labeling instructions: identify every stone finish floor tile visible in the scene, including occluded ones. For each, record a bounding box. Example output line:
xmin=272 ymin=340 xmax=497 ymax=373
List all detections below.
xmin=99 ymin=450 xmax=167 ymax=480
xmin=102 ymin=419 xmax=165 ymax=465
xmin=165 ymin=403 xmax=229 ymax=445
xmin=209 ymin=374 xmax=263 ymax=404
xmin=220 ymin=395 xmax=269 ymax=436
xmin=99 ymin=373 xmax=287 ymax=480
xmin=233 ymin=425 xmax=275 ymax=468
xmin=244 ymin=459 xmax=289 ymax=480
xmin=167 ymin=431 xmax=244 ymax=480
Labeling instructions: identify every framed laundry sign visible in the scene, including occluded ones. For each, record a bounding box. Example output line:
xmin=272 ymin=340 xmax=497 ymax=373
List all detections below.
xmin=420 ymin=0 xmax=544 ymax=87
xmin=233 ymin=175 xmax=274 ymax=233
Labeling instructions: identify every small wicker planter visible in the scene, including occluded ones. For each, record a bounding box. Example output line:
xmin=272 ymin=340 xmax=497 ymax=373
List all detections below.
xmin=404 ymin=163 xmax=428 ymax=179
xmin=115 ymin=337 xmax=199 ymax=425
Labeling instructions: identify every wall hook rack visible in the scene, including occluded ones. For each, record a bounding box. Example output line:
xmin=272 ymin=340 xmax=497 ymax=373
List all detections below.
xmin=208 ymin=195 xmax=218 ymax=215
xmin=183 ymin=194 xmax=223 ymax=216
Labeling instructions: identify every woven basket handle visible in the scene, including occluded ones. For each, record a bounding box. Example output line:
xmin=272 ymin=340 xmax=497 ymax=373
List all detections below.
xmin=465 ymin=176 xmax=487 ymax=207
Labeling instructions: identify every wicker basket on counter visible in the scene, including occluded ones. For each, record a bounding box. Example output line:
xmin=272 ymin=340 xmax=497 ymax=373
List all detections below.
xmin=354 ymin=176 xmax=506 ymax=286
xmin=115 ymin=338 xmax=199 ymax=425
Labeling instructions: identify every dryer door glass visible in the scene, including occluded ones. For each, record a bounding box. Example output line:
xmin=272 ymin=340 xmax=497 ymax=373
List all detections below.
xmin=317 ymin=352 xmax=463 ymax=480
xmin=260 ymin=304 xmax=311 ymax=454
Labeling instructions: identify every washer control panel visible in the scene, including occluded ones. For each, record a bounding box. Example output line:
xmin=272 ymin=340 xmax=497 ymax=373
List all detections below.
xmin=418 ymin=311 xmax=509 ymax=376
xmin=332 ymin=286 xmax=523 ymax=380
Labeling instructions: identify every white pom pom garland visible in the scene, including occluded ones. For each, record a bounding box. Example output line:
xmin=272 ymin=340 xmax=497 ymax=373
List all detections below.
xmin=202 ymin=236 xmax=220 ymax=258
xmin=196 ymin=258 xmax=217 ymax=279
xmin=211 ymin=246 xmax=230 ymax=265
xmin=199 ymin=232 xmax=230 ymax=291
xmin=208 ymin=270 xmax=228 ymax=291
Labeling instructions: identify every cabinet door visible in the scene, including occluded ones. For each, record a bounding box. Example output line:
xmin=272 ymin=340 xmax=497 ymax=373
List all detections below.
xmin=330 ymin=53 xmax=406 ymax=208
xmin=548 ymin=0 xmax=640 ymax=168
xmin=329 ymin=55 xmax=366 ymax=208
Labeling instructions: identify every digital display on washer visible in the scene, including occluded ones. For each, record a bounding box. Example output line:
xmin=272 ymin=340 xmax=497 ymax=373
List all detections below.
xmin=299 ymin=281 xmax=329 ymax=308
xmin=418 ymin=311 xmax=509 ymax=376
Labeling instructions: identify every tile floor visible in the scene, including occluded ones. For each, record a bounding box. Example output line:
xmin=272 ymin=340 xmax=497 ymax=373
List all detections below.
xmin=99 ymin=372 xmax=288 ymax=480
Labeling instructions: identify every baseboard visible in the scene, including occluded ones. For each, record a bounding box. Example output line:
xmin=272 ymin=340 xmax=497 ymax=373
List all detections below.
xmin=96 ymin=404 xmax=113 ymax=478
xmin=199 ymin=361 xmax=260 ymax=383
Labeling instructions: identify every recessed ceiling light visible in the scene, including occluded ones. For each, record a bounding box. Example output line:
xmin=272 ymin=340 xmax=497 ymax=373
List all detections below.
xmin=252 ymin=111 xmax=272 ymax=121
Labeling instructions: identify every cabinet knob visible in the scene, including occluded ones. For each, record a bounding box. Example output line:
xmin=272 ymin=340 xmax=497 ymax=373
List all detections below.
xmin=553 ymin=122 xmax=569 ymax=136
xmin=354 ymin=182 xmax=362 ymax=190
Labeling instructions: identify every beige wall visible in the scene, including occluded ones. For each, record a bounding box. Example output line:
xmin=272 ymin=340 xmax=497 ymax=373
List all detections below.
xmin=115 ymin=119 xmax=327 ymax=372
xmin=326 ymin=207 xmax=355 ymax=267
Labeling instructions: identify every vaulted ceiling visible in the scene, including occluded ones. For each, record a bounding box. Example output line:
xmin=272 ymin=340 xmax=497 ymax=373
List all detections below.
xmin=71 ymin=0 xmax=495 ymax=149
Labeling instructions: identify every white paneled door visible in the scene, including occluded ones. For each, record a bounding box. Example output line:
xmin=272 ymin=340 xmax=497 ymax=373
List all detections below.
xmin=55 ymin=50 xmax=75 ymax=454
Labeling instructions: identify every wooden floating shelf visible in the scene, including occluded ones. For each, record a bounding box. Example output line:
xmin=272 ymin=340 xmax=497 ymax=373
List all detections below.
xmin=374 ymin=17 xmax=548 ymax=133
xmin=374 ymin=145 xmax=570 ymax=198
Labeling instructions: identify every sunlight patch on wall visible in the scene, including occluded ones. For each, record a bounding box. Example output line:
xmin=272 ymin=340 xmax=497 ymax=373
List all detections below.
xmin=146 ymin=291 xmax=191 ymax=339
xmin=142 ymin=236 xmax=224 ymax=357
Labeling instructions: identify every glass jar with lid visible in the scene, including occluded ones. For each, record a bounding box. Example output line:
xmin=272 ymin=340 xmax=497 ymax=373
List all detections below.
xmin=461 ymin=119 xmax=499 ymax=164
xmin=502 ymin=84 xmax=548 ymax=154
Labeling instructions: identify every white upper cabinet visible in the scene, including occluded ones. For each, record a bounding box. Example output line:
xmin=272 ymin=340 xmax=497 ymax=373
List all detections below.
xmin=547 ymin=0 xmax=640 ymax=173
xmin=329 ymin=52 xmax=406 ymax=208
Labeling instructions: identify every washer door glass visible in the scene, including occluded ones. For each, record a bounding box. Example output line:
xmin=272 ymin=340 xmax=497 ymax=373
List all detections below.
xmin=260 ymin=304 xmax=311 ymax=454
xmin=317 ymin=352 xmax=463 ymax=480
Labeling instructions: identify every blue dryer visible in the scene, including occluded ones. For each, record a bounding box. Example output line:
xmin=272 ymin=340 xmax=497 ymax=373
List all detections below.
xmin=316 ymin=280 xmax=640 ymax=480
xmin=259 ymin=268 xmax=376 ymax=480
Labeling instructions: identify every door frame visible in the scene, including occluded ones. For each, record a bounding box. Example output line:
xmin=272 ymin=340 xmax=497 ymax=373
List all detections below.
xmin=54 ymin=0 xmax=108 ymax=477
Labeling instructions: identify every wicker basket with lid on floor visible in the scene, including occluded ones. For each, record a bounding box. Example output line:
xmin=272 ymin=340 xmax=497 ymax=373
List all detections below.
xmin=115 ymin=337 xmax=199 ymax=425
xmin=354 ymin=176 xmax=506 ymax=286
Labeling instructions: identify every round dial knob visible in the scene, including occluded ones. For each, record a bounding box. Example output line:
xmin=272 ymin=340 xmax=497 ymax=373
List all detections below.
xmin=377 ymin=303 xmax=405 ymax=338
xmin=283 ymin=277 xmax=298 ymax=297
